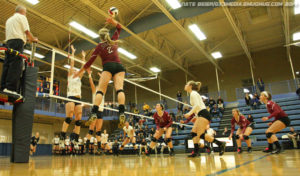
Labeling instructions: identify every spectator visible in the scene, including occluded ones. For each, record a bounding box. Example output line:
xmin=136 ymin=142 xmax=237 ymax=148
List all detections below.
xmin=112 ymin=139 xmax=119 ymax=156
xmin=287 ymin=127 xmax=299 ymax=149
xmin=208 ymin=98 xmax=216 ymax=109
xmin=217 ymin=96 xmax=224 ymax=104
xmin=1 ymin=5 xmax=38 ymax=95
xmin=162 ymin=98 xmax=168 ymax=110
xmin=176 ymin=109 xmax=183 ymax=122
xmin=182 ymin=101 xmax=190 ymax=114
xmin=247 ymin=114 xmax=254 ymax=124
xmin=211 ymin=105 xmax=221 ymax=119
xmin=217 ymin=100 xmax=224 ymax=114
xmin=296 ymin=84 xmax=300 ymax=100
xmin=177 ymin=91 xmax=183 ymax=111
xmin=222 ymin=127 xmax=230 ymax=136
xmin=251 ymin=93 xmax=260 ymax=110
xmin=245 ymin=93 xmax=251 ymax=106
xmin=118 ymin=134 xmax=123 ymax=142
xmin=203 ymin=98 xmax=209 ymax=107
xmin=169 ymin=110 xmax=176 ymax=121
xmin=136 ymin=133 xmax=142 ymax=144
xmin=143 ymin=102 xmax=150 ymax=115
xmin=257 ymin=77 xmax=265 ymax=92
xmin=149 ymin=127 xmax=155 ymax=136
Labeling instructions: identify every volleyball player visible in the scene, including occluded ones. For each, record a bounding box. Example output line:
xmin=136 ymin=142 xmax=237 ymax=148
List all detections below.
xmin=74 ymin=16 xmax=126 ymax=125
xmin=85 ymin=69 xmax=104 ymax=154
xmin=78 ymin=136 xmax=84 ymax=155
xmin=30 ymin=132 xmax=39 ymax=156
xmin=53 ymin=135 xmax=60 ymax=154
xmin=260 ymin=91 xmax=290 ymax=154
xmin=147 ymin=104 xmax=175 ymax=156
xmin=65 ymin=136 xmax=71 ymax=155
xmin=90 ymin=136 xmax=95 ymax=154
xmin=101 ymin=130 xmax=112 ymax=153
xmin=60 ymin=45 xmax=85 ymax=143
xmin=120 ymin=121 xmax=137 ymax=154
xmin=183 ymin=81 xmax=226 ymax=157
xmin=229 ymin=109 xmax=254 ymax=153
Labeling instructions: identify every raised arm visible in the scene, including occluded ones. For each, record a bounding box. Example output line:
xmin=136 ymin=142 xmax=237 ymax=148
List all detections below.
xmin=87 ymin=68 xmax=96 ymax=94
xmin=68 ymin=45 xmax=76 ymax=77
xmin=78 ymin=50 xmax=86 ymax=79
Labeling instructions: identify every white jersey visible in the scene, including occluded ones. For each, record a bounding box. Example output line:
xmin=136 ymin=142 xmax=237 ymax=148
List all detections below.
xmin=101 ymin=133 xmax=109 ymax=144
xmin=123 ymin=126 xmax=135 ymax=138
xmin=92 ymin=94 xmax=105 ymax=111
xmin=90 ymin=137 xmax=95 ymax=144
xmin=53 ymin=137 xmax=60 ymax=144
xmin=78 ymin=138 xmax=83 ymax=145
xmin=65 ymin=138 xmax=70 ymax=146
xmin=189 ymin=90 xmax=206 ymax=115
xmin=207 ymin=128 xmax=215 ymax=137
xmin=84 ymin=137 xmax=87 ymax=144
xmin=67 ymin=74 xmax=81 ymax=97
xmin=94 ymin=138 xmax=98 ymax=145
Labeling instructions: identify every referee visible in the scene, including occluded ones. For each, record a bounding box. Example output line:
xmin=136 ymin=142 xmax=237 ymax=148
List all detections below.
xmin=1 ymin=5 xmax=38 ymax=96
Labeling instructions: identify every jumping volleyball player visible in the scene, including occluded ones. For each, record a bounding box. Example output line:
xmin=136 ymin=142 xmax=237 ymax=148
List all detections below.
xmin=182 ymin=81 xmax=226 ymax=157
xmin=60 ymin=45 xmax=85 ymax=143
xmin=260 ymin=91 xmax=290 ymax=154
xmin=85 ymin=69 xmax=104 ymax=153
xmin=74 ymin=14 xmax=126 ymax=125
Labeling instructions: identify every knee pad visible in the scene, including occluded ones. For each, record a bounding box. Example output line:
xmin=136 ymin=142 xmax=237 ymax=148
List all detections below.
xmin=96 ymin=91 xmax=104 ymax=96
xmin=165 ymin=138 xmax=172 ymax=143
xmin=243 ymin=135 xmax=249 ymax=140
xmin=191 ymin=132 xmax=197 ymax=138
xmin=65 ymin=117 xmax=72 ymax=124
xmin=75 ymin=120 xmax=81 ymax=126
xmin=200 ymin=133 xmax=206 ymax=140
xmin=97 ymin=111 xmax=103 ymax=119
xmin=266 ymin=132 xmax=273 ymax=139
xmin=235 ymin=135 xmax=240 ymax=139
xmin=96 ymin=131 xmax=101 ymax=136
xmin=116 ymin=89 xmax=124 ymax=95
xmin=88 ymin=130 xmax=94 ymax=135
xmin=151 ymin=137 xmax=157 ymax=142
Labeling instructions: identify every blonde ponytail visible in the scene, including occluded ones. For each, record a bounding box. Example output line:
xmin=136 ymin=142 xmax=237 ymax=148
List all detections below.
xmin=99 ymin=28 xmax=122 ymax=45
xmin=187 ymin=80 xmax=202 ymax=91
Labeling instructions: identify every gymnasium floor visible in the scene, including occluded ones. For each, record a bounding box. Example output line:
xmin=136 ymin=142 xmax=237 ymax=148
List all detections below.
xmin=0 ymin=150 xmax=299 ymax=176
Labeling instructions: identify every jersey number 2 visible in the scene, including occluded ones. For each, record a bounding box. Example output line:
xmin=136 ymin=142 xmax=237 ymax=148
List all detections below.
xmin=107 ymin=47 xmax=113 ymax=54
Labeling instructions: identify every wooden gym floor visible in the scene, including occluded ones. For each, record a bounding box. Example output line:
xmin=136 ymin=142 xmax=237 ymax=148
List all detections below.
xmin=0 ymin=150 xmax=299 ymax=176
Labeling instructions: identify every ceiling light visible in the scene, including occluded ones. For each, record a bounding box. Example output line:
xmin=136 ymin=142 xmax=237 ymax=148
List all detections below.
xmin=69 ymin=21 xmax=99 ymax=39
xmin=26 ymin=0 xmax=39 ymax=5
xmin=24 ymin=49 xmax=45 ymax=59
xmin=64 ymin=64 xmax=79 ymax=71
xmin=188 ymin=24 xmax=206 ymax=41
xmin=150 ymin=67 xmax=161 ymax=73
xmin=211 ymin=52 xmax=222 ymax=59
xmin=118 ymin=48 xmax=137 ymax=59
xmin=166 ymin=0 xmax=181 ymax=9
xmin=293 ymin=32 xmax=300 ymax=41
xmin=295 ymin=0 xmax=300 ymax=15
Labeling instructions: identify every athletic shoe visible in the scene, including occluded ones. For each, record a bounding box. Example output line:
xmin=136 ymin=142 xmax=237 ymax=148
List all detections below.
xmin=247 ymin=147 xmax=252 ymax=153
xmin=86 ymin=113 xmax=97 ymax=126
xmin=237 ymin=148 xmax=243 ymax=154
xmin=218 ymin=142 xmax=226 ymax=156
xmin=119 ymin=113 xmax=126 ymax=123
xmin=188 ymin=151 xmax=200 ymax=157
xmin=263 ymin=148 xmax=272 ymax=153
xmin=169 ymin=150 xmax=175 ymax=156
xmin=206 ymin=147 xmax=212 ymax=155
xmin=271 ymin=148 xmax=282 ymax=154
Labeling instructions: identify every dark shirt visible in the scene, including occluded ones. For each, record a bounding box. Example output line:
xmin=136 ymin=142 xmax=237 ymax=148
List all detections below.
xmin=296 ymin=88 xmax=300 ymax=95
xmin=31 ymin=136 xmax=39 ymax=146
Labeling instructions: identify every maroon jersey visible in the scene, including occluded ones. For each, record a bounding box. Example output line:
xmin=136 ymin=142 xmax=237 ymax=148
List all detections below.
xmin=84 ymin=24 xmax=122 ymax=69
xmin=266 ymin=101 xmax=288 ymax=122
xmin=231 ymin=115 xmax=251 ymax=135
xmin=153 ymin=111 xmax=173 ymax=129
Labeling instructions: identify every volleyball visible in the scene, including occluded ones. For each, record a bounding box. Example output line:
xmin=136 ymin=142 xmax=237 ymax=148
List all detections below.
xmin=108 ymin=7 xmax=119 ymax=17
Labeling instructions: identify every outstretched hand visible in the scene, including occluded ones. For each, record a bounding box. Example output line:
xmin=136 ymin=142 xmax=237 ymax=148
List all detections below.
xmin=71 ymin=45 xmax=76 ymax=53
xmin=81 ymin=50 xmax=86 ymax=58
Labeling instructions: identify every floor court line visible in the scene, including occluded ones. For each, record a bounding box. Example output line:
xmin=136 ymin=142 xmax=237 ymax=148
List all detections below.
xmin=206 ymin=154 xmax=271 ymax=176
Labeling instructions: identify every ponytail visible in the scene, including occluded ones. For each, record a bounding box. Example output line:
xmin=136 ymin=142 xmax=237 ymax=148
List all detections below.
xmin=187 ymin=80 xmax=202 ymax=91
